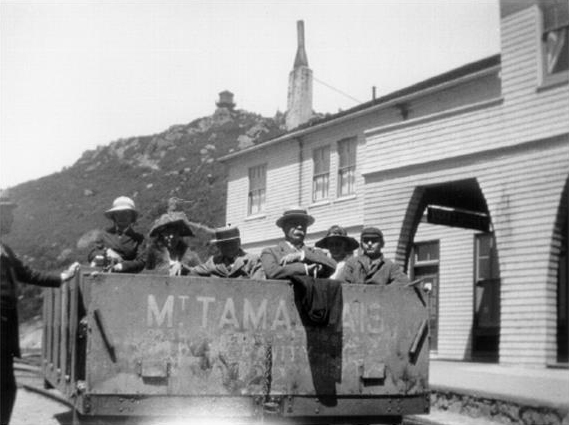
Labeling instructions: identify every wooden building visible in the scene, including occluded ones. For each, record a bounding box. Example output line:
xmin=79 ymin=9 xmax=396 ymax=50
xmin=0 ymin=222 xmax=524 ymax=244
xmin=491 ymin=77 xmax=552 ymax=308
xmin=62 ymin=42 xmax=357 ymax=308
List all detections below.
xmin=220 ymin=0 xmax=568 ymax=367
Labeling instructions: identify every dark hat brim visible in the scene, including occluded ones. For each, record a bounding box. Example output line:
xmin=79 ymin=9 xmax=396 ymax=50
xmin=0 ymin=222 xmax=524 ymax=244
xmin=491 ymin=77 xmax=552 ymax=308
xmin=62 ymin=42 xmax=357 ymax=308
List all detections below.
xmin=315 ymin=235 xmax=360 ymax=251
xmin=276 ymin=213 xmax=315 ymax=228
xmin=149 ymin=212 xmax=195 ymax=238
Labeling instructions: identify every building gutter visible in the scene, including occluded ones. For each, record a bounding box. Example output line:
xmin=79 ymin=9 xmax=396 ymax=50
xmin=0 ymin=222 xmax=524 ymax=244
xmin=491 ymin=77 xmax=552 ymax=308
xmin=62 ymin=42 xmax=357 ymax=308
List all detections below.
xmin=218 ymin=63 xmax=501 ymax=163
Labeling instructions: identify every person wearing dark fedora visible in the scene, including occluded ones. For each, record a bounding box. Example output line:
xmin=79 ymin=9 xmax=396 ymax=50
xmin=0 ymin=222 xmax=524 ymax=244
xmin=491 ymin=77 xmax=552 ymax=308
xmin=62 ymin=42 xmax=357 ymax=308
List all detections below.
xmin=338 ymin=226 xmax=409 ymax=286
xmin=261 ymin=207 xmax=336 ymax=279
xmin=1 ymin=190 xmax=79 ymax=425
xmin=88 ymin=196 xmax=145 ymax=273
xmin=315 ymin=225 xmax=359 ymax=279
xmin=189 ymin=226 xmax=263 ymax=279
xmin=144 ymin=211 xmax=201 ymax=276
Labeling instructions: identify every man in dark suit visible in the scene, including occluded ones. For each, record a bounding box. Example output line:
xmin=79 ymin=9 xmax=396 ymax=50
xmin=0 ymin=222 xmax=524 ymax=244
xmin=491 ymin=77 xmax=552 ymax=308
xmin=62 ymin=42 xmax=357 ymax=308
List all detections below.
xmin=339 ymin=226 xmax=409 ymax=286
xmin=189 ymin=226 xmax=263 ymax=279
xmin=0 ymin=190 xmax=78 ymax=425
xmin=261 ymin=207 xmax=336 ymax=279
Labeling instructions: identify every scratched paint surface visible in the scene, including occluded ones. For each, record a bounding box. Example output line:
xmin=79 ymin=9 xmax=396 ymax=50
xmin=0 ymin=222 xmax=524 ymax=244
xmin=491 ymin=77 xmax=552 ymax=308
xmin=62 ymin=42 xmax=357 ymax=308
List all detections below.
xmin=83 ymin=274 xmax=428 ymax=397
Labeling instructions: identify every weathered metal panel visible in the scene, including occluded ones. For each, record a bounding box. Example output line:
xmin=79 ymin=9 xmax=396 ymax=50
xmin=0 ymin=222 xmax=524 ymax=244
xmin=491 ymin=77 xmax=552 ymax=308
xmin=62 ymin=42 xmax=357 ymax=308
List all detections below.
xmin=80 ymin=274 xmax=428 ymax=398
xmin=44 ymin=271 xmax=430 ymax=420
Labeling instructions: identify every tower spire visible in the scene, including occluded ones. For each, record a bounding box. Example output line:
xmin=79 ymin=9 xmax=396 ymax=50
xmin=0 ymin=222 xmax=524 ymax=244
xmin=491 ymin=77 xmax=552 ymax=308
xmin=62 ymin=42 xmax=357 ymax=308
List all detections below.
xmin=293 ymin=20 xmax=309 ymax=68
xmin=286 ymin=20 xmax=313 ymax=131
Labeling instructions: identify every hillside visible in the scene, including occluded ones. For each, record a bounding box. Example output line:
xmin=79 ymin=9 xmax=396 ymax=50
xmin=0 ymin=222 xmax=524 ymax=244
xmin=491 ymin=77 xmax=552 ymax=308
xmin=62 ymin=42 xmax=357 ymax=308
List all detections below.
xmin=4 ymin=106 xmax=286 ymax=321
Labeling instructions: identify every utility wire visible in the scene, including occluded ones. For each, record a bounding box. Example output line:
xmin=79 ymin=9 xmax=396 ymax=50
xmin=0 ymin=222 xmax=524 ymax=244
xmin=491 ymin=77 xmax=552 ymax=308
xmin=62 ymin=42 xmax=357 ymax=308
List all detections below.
xmin=313 ymin=76 xmax=363 ymax=105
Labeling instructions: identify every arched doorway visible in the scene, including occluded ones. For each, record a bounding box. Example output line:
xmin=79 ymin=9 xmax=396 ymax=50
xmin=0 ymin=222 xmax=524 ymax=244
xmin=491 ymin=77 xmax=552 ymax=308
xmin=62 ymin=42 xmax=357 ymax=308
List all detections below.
xmin=399 ymin=178 xmax=500 ymax=361
xmin=555 ymin=177 xmax=568 ymax=364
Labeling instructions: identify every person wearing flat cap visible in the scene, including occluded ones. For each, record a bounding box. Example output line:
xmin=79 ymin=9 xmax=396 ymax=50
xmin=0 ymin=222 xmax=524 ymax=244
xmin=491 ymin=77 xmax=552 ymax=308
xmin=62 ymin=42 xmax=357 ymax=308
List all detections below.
xmin=1 ymin=190 xmax=79 ymax=425
xmin=189 ymin=226 xmax=263 ymax=279
xmin=88 ymin=196 xmax=145 ymax=273
xmin=261 ymin=207 xmax=336 ymax=279
xmin=144 ymin=211 xmax=201 ymax=276
xmin=338 ymin=226 xmax=409 ymax=286
xmin=315 ymin=225 xmax=359 ymax=279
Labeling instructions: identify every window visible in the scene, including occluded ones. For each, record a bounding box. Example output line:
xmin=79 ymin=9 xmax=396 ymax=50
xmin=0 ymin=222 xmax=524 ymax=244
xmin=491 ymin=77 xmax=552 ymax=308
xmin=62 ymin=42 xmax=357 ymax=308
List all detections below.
xmin=412 ymin=241 xmax=440 ymax=351
xmin=312 ymin=146 xmax=330 ymax=202
xmin=248 ymin=164 xmax=266 ymax=215
xmin=337 ymin=138 xmax=356 ymax=197
xmin=540 ymin=0 xmax=569 ymax=85
xmin=475 ymin=233 xmax=499 ymax=282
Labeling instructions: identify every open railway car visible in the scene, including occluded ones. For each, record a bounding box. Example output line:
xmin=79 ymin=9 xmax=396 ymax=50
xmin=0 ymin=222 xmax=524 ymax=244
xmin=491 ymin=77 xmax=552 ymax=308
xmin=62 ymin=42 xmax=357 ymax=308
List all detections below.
xmin=42 ymin=268 xmax=430 ymax=424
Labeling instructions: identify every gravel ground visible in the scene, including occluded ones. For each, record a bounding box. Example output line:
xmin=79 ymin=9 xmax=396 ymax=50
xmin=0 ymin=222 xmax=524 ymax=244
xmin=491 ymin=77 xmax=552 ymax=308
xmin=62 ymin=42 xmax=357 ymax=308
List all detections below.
xmin=10 ymin=386 xmax=72 ymax=425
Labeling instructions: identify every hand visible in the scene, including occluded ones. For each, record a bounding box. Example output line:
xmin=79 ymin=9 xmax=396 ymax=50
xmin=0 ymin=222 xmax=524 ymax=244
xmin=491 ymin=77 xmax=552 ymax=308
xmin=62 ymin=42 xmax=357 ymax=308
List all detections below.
xmin=280 ymin=252 xmax=303 ymax=265
xmin=106 ymin=248 xmax=122 ymax=261
xmin=60 ymin=262 xmax=80 ymax=282
xmin=306 ymin=263 xmax=322 ymax=277
xmin=111 ymin=263 xmax=123 ymax=273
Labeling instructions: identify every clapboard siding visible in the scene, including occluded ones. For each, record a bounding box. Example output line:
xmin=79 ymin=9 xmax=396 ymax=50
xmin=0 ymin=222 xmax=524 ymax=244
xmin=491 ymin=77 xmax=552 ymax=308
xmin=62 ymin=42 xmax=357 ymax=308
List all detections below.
xmin=414 ymin=223 xmax=476 ymax=360
xmin=223 ymin=2 xmax=568 ymax=367
xmin=364 ymin=138 xmax=568 ymax=365
xmin=226 ymin=139 xmax=302 ymax=245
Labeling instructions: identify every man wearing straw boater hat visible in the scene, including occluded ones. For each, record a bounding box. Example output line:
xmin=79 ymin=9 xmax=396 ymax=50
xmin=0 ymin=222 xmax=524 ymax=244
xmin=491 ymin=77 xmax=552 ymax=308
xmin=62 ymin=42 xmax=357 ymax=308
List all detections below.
xmin=1 ymin=190 xmax=79 ymax=425
xmin=338 ymin=226 xmax=409 ymax=286
xmin=88 ymin=196 xmax=145 ymax=273
xmin=189 ymin=226 xmax=263 ymax=279
xmin=261 ymin=207 xmax=336 ymax=279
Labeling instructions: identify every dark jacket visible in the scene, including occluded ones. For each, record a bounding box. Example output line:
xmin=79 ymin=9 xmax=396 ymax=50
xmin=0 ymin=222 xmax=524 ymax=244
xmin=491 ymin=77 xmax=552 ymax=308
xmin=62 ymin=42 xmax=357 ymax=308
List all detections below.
xmin=261 ymin=241 xmax=337 ymax=280
xmin=190 ymin=249 xmax=264 ymax=279
xmin=339 ymin=254 xmax=409 ymax=286
xmin=1 ymin=243 xmax=61 ymax=358
xmin=87 ymin=226 xmax=145 ymax=272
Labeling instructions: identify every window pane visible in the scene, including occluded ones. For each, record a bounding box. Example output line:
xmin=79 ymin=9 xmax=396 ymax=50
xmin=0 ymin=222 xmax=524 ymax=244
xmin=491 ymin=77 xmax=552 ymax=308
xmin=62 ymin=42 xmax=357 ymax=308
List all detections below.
xmin=416 ymin=242 xmax=440 ymax=262
xmin=248 ymin=164 xmax=266 ymax=215
xmin=338 ymin=166 xmax=355 ymax=197
xmin=338 ymin=138 xmax=356 ymax=197
xmin=544 ymin=27 xmax=569 ymax=74
xmin=313 ymin=147 xmax=330 ymax=201
xmin=338 ymin=138 xmax=356 ymax=168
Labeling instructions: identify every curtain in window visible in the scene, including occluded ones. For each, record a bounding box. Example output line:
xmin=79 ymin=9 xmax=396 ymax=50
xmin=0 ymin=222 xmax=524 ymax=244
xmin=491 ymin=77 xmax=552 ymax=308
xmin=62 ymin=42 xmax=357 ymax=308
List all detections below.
xmin=313 ymin=146 xmax=330 ymax=201
xmin=338 ymin=138 xmax=356 ymax=197
xmin=248 ymin=165 xmax=266 ymax=214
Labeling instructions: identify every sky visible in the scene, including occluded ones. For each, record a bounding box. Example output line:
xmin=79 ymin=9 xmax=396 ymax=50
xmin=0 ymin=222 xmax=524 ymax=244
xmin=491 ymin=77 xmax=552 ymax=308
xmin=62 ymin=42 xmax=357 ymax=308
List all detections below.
xmin=0 ymin=0 xmax=501 ymax=188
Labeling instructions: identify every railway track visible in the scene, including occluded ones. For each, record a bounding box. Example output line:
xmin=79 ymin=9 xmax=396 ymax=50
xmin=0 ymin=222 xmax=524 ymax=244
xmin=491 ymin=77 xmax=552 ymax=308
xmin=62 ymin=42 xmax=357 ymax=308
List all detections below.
xmin=14 ymin=357 xmax=73 ymax=408
xmin=14 ymin=357 xmax=473 ymax=425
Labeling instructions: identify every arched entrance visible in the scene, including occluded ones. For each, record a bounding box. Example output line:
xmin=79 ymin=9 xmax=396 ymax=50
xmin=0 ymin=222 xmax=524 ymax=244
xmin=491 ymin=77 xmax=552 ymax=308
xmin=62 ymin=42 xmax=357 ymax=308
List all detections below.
xmin=555 ymin=177 xmax=568 ymax=364
xmin=398 ymin=178 xmax=500 ymax=362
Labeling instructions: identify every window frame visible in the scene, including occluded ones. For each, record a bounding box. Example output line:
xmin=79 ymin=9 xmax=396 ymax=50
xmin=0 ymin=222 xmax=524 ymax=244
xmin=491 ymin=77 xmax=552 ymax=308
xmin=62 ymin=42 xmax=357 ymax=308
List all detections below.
xmin=247 ymin=163 xmax=266 ymax=216
xmin=312 ymin=145 xmax=331 ymax=202
xmin=337 ymin=137 xmax=357 ymax=198
xmin=538 ymin=0 xmax=569 ymax=88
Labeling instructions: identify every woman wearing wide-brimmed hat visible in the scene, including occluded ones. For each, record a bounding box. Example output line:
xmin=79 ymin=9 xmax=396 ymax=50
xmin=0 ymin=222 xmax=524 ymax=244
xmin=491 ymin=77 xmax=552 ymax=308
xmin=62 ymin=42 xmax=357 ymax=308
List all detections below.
xmin=88 ymin=196 xmax=145 ymax=273
xmin=144 ymin=211 xmax=201 ymax=276
xmin=315 ymin=225 xmax=359 ymax=279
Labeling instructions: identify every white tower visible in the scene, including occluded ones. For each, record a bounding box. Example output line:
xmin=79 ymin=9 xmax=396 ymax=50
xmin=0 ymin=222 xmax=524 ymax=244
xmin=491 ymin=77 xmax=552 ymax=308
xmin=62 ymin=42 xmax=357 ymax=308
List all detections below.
xmin=286 ymin=21 xmax=313 ymax=131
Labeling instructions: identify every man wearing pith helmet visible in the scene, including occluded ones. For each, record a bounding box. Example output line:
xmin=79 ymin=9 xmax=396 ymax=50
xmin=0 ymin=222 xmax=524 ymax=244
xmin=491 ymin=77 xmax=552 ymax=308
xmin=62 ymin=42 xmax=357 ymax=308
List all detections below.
xmin=88 ymin=196 xmax=145 ymax=273
xmin=339 ymin=226 xmax=409 ymax=286
xmin=189 ymin=226 xmax=263 ymax=278
xmin=261 ymin=207 xmax=336 ymax=279
xmin=1 ymin=190 xmax=79 ymax=425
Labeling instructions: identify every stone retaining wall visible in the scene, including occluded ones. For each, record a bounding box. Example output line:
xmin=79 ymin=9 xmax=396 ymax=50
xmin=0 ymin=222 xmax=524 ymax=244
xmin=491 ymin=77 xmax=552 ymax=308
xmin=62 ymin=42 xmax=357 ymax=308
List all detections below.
xmin=431 ymin=389 xmax=569 ymax=425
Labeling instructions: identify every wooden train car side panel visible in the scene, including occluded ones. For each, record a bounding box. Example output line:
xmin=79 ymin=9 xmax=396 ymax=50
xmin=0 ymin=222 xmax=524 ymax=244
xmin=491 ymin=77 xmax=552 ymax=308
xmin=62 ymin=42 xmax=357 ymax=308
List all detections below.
xmin=43 ymin=271 xmax=430 ymax=422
